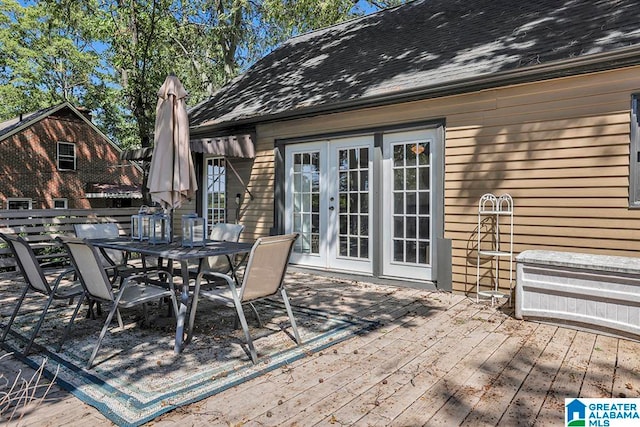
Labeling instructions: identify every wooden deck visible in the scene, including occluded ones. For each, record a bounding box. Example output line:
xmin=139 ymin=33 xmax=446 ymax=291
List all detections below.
xmin=1 ymin=271 xmax=639 ymax=426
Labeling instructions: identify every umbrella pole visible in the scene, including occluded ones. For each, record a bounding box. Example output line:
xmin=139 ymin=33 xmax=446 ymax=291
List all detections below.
xmin=169 ymin=208 xmax=173 ymax=243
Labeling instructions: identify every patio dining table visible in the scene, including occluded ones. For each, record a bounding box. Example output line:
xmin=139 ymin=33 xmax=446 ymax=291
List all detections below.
xmin=89 ymin=237 xmax=253 ymax=353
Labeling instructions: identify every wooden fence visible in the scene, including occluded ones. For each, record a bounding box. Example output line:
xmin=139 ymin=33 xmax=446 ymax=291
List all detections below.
xmin=0 ymin=207 xmax=138 ymax=272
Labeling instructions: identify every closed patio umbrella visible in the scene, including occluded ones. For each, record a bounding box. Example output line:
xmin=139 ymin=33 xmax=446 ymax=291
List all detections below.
xmin=147 ymin=75 xmax=197 ymax=212
xmin=146 ymin=75 xmax=198 ymax=352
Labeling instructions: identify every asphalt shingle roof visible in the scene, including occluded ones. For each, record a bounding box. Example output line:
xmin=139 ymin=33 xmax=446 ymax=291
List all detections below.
xmin=190 ymin=0 xmax=640 ymax=130
xmin=0 ymin=105 xmax=60 ymax=140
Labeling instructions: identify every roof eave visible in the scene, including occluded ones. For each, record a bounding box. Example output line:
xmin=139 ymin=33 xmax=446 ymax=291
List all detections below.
xmin=0 ymin=101 xmax=143 ymax=173
xmin=191 ymin=45 xmax=640 ymax=134
xmin=0 ymin=103 xmax=68 ymax=142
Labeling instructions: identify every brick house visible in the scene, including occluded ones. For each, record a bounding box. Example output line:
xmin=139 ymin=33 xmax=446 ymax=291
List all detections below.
xmin=0 ymin=102 xmax=143 ymax=209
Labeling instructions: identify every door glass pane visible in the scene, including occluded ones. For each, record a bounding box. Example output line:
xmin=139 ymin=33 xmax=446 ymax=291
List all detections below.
xmin=339 ymin=171 xmax=348 ymax=191
xmin=349 ymin=171 xmax=358 ymax=191
xmin=360 ymin=171 xmax=368 ymax=191
xmin=406 ymin=193 xmax=416 ymax=214
xmin=406 ymin=168 xmax=417 ymax=190
xmin=339 ymin=193 xmax=348 ymax=213
xmin=292 ymin=151 xmax=320 ymax=254
xmin=360 ymin=238 xmax=369 ymax=258
xmin=349 ymin=194 xmax=358 ymax=213
xmin=393 ymin=145 xmax=404 ymax=167
xmin=394 ymin=169 xmax=404 ymax=190
xmin=336 ymin=146 xmax=369 ymax=260
xmin=406 ymin=241 xmax=417 ymax=263
xmin=391 ymin=141 xmax=431 ymax=266
xmin=360 ymin=194 xmax=369 ymax=213
xmin=394 ymin=193 xmax=404 ymax=214
xmin=394 ymin=217 xmax=404 ymax=238
xmin=339 ymin=236 xmax=348 ymax=256
xmin=394 ymin=239 xmax=404 ymax=262
xmin=419 ymin=166 xmax=430 ymax=190
xmin=419 ymin=192 xmax=430 ymax=215
xmin=340 ymin=215 xmax=347 ymax=234
xmin=360 ymin=215 xmax=368 ymax=235
xmin=360 ymin=149 xmax=369 ymax=168
xmin=419 ymin=242 xmax=430 ymax=264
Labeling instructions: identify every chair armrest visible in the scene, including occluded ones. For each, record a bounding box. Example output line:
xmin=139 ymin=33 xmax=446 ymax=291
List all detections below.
xmin=39 ymin=254 xmax=71 ymax=269
xmin=196 ymin=270 xmax=235 ymax=288
xmin=50 ymin=266 xmax=81 ymax=289
xmin=122 ymin=269 xmax=178 ymax=292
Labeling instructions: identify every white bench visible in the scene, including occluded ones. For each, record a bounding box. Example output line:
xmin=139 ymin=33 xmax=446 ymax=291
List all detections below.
xmin=516 ymin=250 xmax=640 ymax=341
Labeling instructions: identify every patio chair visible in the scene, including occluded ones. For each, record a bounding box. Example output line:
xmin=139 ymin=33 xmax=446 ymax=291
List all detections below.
xmin=0 ymin=233 xmax=84 ymax=355
xmin=191 ymin=233 xmax=301 ymax=364
xmin=56 ymin=236 xmax=179 ymax=369
xmin=175 ymin=222 xmax=246 ymax=293
xmin=74 ymin=223 xmax=140 ymax=285
xmin=199 ymin=223 xmax=245 ymax=282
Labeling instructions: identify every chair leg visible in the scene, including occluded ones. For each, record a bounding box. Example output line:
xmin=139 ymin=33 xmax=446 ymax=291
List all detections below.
xmin=234 ymin=302 xmax=262 ymax=329
xmin=57 ymin=294 xmax=86 ymax=352
xmin=142 ymin=303 xmax=149 ymax=325
xmin=23 ymin=292 xmax=56 ymax=355
xmin=85 ymin=300 xmax=102 ymax=319
xmin=281 ymin=288 xmax=302 ymax=345
xmin=87 ymin=302 xmax=119 ymax=369
xmin=1 ymin=284 xmax=29 ymax=343
xmin=248 ymin=302 xmax=263 ymax=328
xmin=116 ymin=309 xmax=124 ymax=329
xmin=232 ymin=297 xmax=257 ymax=364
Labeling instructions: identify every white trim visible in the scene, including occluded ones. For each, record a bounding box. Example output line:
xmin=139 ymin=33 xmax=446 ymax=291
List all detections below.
xmin=53 ymin=198 xmax=68 ymax=209
xmin=0 ymin=101 xmax=143 ymax=173
xmin=285 ymin=137 xmax=374 ymax=274
xmin=381 ymin=129 xmax=440 ymax=281
xmin=85 ymin=192 xmax=142 ymax=199
xmin=57 ymin=141 xmax=77 ymax=171
xmin=7 ymin=198 xmax=33 ymax=210
xmin=202 ymin=156 xmax=227 ymax=233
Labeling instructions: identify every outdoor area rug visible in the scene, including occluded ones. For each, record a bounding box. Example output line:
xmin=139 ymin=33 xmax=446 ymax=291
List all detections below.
xmin=1 ymin=295 xmax=378 ymax=426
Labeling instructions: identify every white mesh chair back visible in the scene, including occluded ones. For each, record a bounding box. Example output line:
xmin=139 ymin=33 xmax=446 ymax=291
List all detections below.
xmin=60 ymin=236 xmax=114 ymax=302
xmin=1 ymin=233 xmax=50 ymax=294
xmin=74 ymin=223 xmax=123 ymax=266
xmin=204 ymin=223 xmax=244 ymax=272
xmin=239 ymin=233 xmax=298 ymax=302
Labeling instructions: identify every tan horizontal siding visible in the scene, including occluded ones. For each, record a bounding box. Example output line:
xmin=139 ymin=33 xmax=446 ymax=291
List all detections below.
xmin=448 ymin=113 xmax=630 ymax=140
xmin=444 ymin=67 xmax=640 ymax=293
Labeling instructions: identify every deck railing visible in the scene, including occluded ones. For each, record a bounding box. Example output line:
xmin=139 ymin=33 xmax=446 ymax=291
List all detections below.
xmin=0 ymin=207 xmax=138 ymax=273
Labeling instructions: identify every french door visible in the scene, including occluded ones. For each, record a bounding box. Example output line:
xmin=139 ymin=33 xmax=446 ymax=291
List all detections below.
xmin=285 ymin=136 xmax=373 ymax=274
xmin=381 ymin=129 xmax=439 ymax=280
xmin=284 ymin=128 xmax=441 ymax=282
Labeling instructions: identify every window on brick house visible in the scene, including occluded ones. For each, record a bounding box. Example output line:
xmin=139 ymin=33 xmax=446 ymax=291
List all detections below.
xmin=57 ymin=142 xmax=76 ymax=170
xmin=7 ymin=198 xmax=32 ymax=209
xmin=53 ymin=198 xmax=68 ymax=209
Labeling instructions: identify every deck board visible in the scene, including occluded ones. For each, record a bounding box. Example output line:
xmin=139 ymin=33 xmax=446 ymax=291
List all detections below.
xmin=2 ymin=271 xmax=640 ymax=426
xmin=531 ymin=327 xmax=583 ymax=426
xmin=612 ymin=339 xmax=640 ymax=399
xmin=498 ymin=322 xmax=565 ymax=426
xmin=580 ymin=334 xmax=619 ymax=398
xmin=317 ymin=305 xmax=492 ymax=425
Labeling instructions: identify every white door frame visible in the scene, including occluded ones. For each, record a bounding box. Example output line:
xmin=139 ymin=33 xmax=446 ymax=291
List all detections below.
xmin=284 ymin=136 xmax=374 ymax=274
xmin=280 ymin=125 xmax=444 ymax=285
xmin=380 ymin=128 xmax=443 ymax=281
